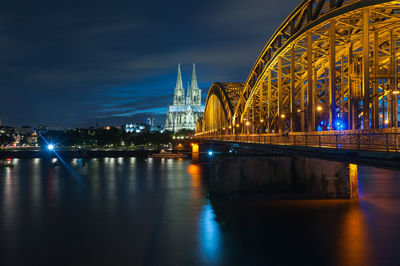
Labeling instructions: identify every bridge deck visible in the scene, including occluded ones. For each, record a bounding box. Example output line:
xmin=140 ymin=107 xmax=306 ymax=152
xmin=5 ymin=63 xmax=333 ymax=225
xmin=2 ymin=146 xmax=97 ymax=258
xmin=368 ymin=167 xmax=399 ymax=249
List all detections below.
xmin=196 ymin=132 xmax=400 ymax=169
xmin=196 ymin=131 xmax=400 ymax=153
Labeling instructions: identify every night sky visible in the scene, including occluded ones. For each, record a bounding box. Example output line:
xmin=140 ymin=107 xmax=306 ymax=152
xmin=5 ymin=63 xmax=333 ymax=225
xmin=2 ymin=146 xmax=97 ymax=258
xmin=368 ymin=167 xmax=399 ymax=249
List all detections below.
xmin=0 ymin=0 xmax=300 ymax=128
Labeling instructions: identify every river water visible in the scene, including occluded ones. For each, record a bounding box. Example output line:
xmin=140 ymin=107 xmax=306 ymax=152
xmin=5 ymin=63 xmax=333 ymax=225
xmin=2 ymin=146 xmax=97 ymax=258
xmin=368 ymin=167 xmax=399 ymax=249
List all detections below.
xmin=0 ymin=158 xmax=399 ymax=266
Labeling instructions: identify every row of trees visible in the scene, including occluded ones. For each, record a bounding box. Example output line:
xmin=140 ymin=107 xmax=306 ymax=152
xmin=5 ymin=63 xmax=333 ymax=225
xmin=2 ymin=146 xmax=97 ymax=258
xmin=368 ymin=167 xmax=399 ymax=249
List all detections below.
xmin=0 ymin=135 xmax=14 ymax=146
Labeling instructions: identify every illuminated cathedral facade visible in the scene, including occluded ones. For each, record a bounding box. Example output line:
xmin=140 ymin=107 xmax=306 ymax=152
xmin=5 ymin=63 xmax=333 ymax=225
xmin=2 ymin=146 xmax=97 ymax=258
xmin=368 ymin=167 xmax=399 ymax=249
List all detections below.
xmin=165 ymin=63 xmax=204 ymax=132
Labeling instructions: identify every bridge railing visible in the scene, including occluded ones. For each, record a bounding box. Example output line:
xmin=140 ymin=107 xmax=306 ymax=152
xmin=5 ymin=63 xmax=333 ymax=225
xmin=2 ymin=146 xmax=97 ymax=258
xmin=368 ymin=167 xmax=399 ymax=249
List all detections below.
xmin=195 ymin=131 xmax=400 ymax=153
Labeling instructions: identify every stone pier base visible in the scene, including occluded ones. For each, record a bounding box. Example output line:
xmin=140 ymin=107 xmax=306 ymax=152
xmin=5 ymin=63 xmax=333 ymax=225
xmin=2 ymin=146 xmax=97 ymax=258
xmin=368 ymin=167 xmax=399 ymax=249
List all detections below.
xmin=209 ymin=156 xmax=358 ymax=199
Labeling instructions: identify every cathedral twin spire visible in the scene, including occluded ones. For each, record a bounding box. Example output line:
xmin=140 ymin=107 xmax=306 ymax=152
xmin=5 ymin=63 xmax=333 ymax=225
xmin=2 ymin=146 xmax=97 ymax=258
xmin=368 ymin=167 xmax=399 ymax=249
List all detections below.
xmin=173 ymin=63 xmax=201 ymax=106
xmin=173 ymin=64 xmax=185 ymax=106
xmin=191 ymin=63 xmax=199 ymax=91
xmin=176 ymin=64 xmax=184 ymax=91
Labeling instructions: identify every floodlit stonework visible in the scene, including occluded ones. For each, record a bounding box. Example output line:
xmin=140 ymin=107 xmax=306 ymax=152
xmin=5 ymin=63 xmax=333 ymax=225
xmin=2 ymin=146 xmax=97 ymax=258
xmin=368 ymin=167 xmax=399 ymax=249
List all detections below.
xmin=166 ymin=63 xmax=204 ymax=132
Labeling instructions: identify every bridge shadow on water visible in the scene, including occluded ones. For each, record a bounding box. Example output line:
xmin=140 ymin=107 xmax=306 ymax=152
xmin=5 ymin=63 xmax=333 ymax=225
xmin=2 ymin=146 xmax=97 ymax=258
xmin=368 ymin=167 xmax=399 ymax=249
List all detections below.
xmin=209 ymin=197 xmax=370 ymax=265
xmin=204 ymin=164 xmax=400 ymax=266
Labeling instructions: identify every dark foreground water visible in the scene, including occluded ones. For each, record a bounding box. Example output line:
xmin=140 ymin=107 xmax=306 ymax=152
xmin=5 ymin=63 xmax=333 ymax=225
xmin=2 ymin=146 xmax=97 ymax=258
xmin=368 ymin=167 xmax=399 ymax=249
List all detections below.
xmin=0 ymin=158 xmax=399 ymax=266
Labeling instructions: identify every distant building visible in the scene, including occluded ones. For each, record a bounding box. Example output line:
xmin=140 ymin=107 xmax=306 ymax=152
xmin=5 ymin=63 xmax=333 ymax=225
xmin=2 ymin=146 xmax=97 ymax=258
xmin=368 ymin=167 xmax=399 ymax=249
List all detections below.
xmin=150 ymin=124 xmax=165 ymax=133
xmin=146 ymin=117 xmax=155 ymax=126
xmin=124 ymin=122 xmax=164 ymax=134
xmin=124 ymin=123 xmax=146 ymax=133
xmin=28 ymin=131 xmax=39 ymax=146
xmin=165 ymin=63 xmax=204 ymax=132
xmin=18 ymin=125 xmax=33 ymax=135
xmin=0 ymin=126 xmax=14 ymax=135
xmin=36 ymin=125 xmax=48 ymax=134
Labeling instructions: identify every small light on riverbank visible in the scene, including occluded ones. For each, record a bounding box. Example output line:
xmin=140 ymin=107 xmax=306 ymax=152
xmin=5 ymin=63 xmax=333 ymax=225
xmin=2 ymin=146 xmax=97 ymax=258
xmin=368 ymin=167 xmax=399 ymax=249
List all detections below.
xmin=47 ymin=144 xmax=54 ymax=151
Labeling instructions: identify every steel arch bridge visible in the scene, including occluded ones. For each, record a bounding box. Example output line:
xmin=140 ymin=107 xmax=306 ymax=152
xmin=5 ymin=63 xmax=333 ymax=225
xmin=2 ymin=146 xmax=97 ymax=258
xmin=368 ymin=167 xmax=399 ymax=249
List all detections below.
xmin=197 ymin=82 xmax=244 ymax=133
xmin=196 ymin=0 xmax=400 ymax=152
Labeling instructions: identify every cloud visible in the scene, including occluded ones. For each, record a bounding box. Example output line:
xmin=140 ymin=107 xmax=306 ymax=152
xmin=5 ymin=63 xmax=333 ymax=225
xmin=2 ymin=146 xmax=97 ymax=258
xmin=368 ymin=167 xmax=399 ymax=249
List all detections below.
xmin=0 ymin=0 xmax=302 ymax=127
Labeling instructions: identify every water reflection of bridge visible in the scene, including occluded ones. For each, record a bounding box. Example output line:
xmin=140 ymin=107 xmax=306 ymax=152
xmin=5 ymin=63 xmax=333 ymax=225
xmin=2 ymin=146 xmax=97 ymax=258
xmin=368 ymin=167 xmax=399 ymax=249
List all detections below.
xmin=195 ymin=0 xmax=400 ymax=158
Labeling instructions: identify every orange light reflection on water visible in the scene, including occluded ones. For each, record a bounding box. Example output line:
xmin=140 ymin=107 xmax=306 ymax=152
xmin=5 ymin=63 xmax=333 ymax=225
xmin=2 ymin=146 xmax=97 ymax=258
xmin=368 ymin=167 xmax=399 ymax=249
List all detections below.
xmin=337 ymin=201 xmax=374 ymax=266
xmin=187 ymin=164 xmax=201 ymax=188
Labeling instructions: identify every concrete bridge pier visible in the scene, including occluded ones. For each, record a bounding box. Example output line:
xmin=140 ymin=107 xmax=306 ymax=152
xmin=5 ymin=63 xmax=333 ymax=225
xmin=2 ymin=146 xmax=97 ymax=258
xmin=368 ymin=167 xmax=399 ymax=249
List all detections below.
xmin=191 ymin=141 xmax=230 ymax=163
xmin=208 ymin=156 xmax=358 ymax=199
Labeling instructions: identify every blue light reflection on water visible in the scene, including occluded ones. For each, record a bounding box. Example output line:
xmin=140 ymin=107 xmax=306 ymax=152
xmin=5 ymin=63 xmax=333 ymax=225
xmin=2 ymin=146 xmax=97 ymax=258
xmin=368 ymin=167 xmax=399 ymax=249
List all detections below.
xmin=199 ymin=201 xmax=222 ymax=265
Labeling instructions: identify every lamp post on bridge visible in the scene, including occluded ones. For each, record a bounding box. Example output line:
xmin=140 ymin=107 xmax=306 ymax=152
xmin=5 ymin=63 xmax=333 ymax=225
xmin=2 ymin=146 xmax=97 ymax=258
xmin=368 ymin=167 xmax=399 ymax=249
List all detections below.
xmin=245 ymin=121 xmax=250 ymax=135
xmin=260 ymin=118 xmax=265 ymax=133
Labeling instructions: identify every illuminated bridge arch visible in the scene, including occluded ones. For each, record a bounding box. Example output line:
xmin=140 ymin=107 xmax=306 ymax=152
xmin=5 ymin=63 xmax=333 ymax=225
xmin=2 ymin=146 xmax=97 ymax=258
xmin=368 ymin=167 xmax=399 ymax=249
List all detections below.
xmin=198 ymin=82 xmax=244 ymax=134
xmin=198 ymin=0 xmax=400 ymax=135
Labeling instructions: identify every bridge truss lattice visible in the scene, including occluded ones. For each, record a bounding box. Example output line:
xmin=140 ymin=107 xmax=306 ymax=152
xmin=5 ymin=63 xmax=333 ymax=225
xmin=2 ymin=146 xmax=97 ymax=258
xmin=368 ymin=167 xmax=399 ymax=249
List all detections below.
xmin=197 ymin=0 xmax=400 ymax=137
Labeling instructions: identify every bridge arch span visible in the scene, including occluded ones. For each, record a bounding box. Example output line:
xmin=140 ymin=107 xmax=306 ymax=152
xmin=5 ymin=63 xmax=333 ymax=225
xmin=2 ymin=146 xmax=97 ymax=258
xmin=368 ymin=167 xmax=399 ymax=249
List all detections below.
xmin=237 ymin=0 xmax=400 ymax=133
xmin=198 ymin=0 xmax=400 ymax=136
xmin=198 ymin=82 xmax=244 ymax=134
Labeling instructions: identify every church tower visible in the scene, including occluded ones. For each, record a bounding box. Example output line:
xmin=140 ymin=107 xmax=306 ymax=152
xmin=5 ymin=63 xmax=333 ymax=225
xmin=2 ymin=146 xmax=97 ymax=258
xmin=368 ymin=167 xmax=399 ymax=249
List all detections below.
xmin=173 ymin=64 xmax=185 ymax=106
xmin=190 ymin=63 xmax=201 ymax=106
xmin=166 ymin=63 xmax=205 ymax=132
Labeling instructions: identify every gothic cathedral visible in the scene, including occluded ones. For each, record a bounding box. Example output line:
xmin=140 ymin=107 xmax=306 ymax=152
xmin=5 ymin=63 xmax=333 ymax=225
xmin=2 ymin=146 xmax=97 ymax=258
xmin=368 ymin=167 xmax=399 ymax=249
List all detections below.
xmin=165 ymin=64 xmax=204 ymax=132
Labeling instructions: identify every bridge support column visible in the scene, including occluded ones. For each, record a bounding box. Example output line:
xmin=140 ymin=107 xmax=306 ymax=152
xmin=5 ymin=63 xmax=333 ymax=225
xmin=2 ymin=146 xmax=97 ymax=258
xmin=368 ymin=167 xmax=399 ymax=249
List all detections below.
xmin=191 ymin=142 xmax=229 ymax=164
xmin=259 ymin=81 xmax=264 ymax=133
xmin=267 ymin=70 xmax=272 ymax=132
xmin=301 ymin=81 xmax=305 ymax=131
xmin=348 ymin=43 xmax=354 ymax=130
xmin=192 ymin=143 xmax=200 ymax=162
xmin=390 ymin=32 xmax=396 ymax=127
xmin=278 ymin=57 xmax=283 ymax=132
xmin=307 ymin=31 xmax=315 ymax=131
xmin=362 ymin=7 xmax=370 ymax=129
xmin=372 ymin=31 xmax=379 ymax=129
xmin=394 ymin=34 xmax=398 ymax=128
xmin=329 ymin=19 xmax=337 ymax=130
xmin=290 ymin=46 xmax=296 ymax=132
xmin=209 ymin=156 xmax=358 ymax=199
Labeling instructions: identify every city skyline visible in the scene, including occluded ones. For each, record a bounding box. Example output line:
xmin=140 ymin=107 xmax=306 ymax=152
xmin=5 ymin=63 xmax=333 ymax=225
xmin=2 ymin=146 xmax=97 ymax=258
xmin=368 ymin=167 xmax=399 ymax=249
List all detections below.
xmin=0 ymin=0 xmax=300 ymax=127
